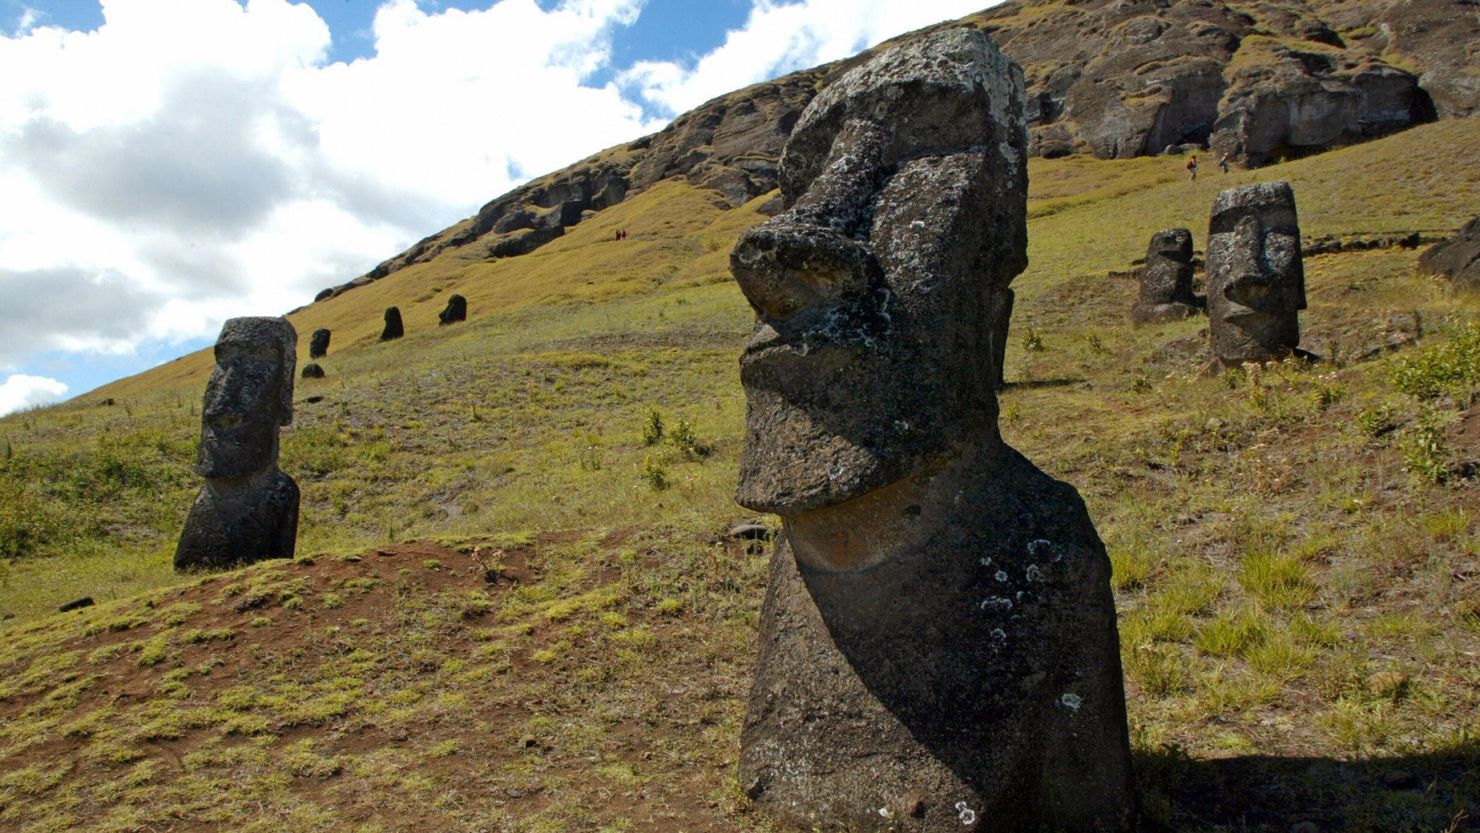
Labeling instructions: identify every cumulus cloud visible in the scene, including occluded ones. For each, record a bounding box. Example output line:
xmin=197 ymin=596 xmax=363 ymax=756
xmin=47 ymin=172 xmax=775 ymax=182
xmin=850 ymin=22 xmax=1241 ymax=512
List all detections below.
xmin=620 ymin=0 xmax=995 ymax=116
xmin=0 ymin=374 xmax=68 ymax=416
xmin=0 ymin=0 xmax=659 ymax=393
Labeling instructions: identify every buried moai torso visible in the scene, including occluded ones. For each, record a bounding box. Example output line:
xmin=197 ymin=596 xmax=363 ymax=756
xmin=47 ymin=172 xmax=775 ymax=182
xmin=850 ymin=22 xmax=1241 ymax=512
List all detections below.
xmin=729 ymin=28 xmax=1133 ymax=833
xmin=309 ymin=328 xmax=331 ymax=359
xmin=175 ymin=317 xmax=300 ymax=571
xmin=381 ymin=306 xmax=404 ymax=341
xmin=1133 ymin=227 xmax=1200 ymax=324
xmin=1206 ymin=182 xmax=1306 ymax=365
xmin=438 ymin=294 xmax=467 ymax=325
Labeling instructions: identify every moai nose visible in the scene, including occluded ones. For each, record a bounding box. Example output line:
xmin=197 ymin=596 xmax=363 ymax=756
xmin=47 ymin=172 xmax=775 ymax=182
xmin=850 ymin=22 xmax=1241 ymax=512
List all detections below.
xmin=730 ymin=224 xmax=880 ymax=321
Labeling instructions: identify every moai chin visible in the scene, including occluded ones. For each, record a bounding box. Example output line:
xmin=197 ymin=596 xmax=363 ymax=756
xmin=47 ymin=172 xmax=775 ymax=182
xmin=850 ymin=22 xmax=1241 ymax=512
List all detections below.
xmin=309 ymin=327 xmax=331 ymax=359
xmin=381 ymin=306 xmax=404 ymax=341
xmin=1132 ymin=228 xmax=1200 ymax=324
xmin=439 ymin=294 xmax=467 ymax=326
xmin=729 ymin=28 xmax=1134 ymax=833
xmin=175 ymin=317 xmax=300 ymax=571
xmin=1206 ymin=182 xmax=1306 ymax=366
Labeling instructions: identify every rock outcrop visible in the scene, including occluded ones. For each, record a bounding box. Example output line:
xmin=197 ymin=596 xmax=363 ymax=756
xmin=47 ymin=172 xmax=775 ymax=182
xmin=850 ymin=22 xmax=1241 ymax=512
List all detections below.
xmin=1133 ymin=228 xmax=1201 ymax=323
xmin=312 ymin=0 xmax=1478 ymax=300
xmin=1418 ymin=216 xmax=1480 ymax=291
xmin=175 ymin=317 xmax=300 ymax=571
xmin=1206 ymin=182 xmax=1307 ymax=366
xmin=730 ymin=28 xmax=1134 ymax=833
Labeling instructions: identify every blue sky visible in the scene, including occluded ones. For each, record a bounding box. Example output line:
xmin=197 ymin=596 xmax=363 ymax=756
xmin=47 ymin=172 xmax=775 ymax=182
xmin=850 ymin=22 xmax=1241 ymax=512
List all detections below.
xmin=0 ymin=0 xmax=993 ymax=412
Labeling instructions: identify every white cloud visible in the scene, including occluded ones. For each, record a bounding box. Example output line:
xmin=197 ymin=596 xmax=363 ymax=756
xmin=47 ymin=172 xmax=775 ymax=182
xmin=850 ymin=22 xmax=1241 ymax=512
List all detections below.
xmin=0 ymin=374 xmax=68 ymax=416
xmin=0 ymin=0 xmax=659 ymax=384
xmin=620 ymin=0 xmax=996 ymax=117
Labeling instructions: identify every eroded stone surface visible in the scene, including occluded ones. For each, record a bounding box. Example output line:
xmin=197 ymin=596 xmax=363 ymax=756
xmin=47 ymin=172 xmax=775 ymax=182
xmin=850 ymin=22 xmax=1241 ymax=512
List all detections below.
xmin=309 ymin=328 xmax=331 ymax=359
xmin=175 ymin=317 xmax=299 ymax=571
xmin=380 ymin=307 xmax=404 ymax=342
xmin=731 ymin=28 xmax=1133 ymax=833
xmin=1206 ymin=182 xmax=1306 ymax=366
xmin=439 ymin=294 xmax=467 ymax=325
xmin=1419 ymin=215 xmax=1480 ymax=291
xmin=1133 ymin=228 xmax=1200 ymax=324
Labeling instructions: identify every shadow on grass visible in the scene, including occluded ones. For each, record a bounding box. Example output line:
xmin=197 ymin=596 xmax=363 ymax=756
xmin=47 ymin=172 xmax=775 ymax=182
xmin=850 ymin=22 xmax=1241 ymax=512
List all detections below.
xmin=1137 ymin=741 xmax=1480 ymax=832
xmin=1002 ymin=377 xmax=1084 ymax=390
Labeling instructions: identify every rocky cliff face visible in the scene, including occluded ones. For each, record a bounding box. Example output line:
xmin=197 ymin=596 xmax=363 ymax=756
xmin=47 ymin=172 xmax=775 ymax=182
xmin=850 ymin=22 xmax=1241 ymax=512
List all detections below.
xmin=316 ymin=0 xmax=1478 ymax=301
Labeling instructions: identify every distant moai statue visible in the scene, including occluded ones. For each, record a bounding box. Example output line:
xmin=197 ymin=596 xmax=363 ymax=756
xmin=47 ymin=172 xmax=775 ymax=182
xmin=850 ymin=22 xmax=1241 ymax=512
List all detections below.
xmin=175 ymin=317 xmax=300 ymax=571
xmin=380 ymin=306 xmax=404 ymax=341
xmin=1206 ymin=182 xmax=1306 ymax=366
xmin=309 ymin=328 xmax=331 ymax=358
xmin=728 ymin=28 xmax=1134 ymax=833
xmin=1132 ymin=228 xmax=1200 ymax=323
xmin=301 ymin=362 xmax=325 ymax=379
xmin=438 ymin=294 xmax=467 ymax=325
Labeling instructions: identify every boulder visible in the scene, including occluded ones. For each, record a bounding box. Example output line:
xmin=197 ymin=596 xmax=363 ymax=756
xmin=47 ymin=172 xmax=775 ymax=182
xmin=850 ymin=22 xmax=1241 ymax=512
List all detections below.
xmin=730 ymin=28 xmax=1134 ymax=833
xmin=1418 ymin=216 xmax=1480 ymax=290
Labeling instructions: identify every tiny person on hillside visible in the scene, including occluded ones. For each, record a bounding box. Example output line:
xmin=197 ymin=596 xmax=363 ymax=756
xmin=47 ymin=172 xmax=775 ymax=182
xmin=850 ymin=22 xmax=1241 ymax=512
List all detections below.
xmin=1186 ymin=154 xmax=1199 ymax=181
xmin=1218 ymin=154 xmax=1230 ymax=174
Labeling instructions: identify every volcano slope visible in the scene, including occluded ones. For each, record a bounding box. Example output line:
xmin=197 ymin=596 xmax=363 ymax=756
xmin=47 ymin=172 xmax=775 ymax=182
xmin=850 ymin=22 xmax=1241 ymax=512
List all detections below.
xmin=1 ymin=98 xmax=1479 ymax=833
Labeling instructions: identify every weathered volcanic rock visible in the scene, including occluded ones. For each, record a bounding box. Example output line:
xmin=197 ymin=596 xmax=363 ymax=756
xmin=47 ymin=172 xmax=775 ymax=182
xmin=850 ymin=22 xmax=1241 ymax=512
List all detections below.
xmin=730 ymin=28 xmax=1133 ymax=833
xmin=380 ymin=307 xmax=403 ymax=342
xmin=175 ymin=317 xmax=299 ymax=571
xmin=1206 ymin=182 xmax=1307 ymax=366
xmin=1133 ymin=228 xmax=1201 ymax=323
xmin=1418 ymin=216 xmax=1480 ymax=290
xmin=309 ymin=328 xmax=330 ymax=359
xmin=438 ymin=294 xmax=467 ymax=325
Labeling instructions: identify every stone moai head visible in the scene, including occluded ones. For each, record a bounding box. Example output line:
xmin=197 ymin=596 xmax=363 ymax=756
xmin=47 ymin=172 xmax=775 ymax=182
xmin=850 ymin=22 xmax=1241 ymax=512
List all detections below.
xmin=439 ymin=294 xmax=467 ymax=325
xmin=309 ymin=328 xmax=331 ymax=359
xmin=730 ymin=27 xmax=1027 ymax=516
xmin=1132 ymin=227 xmax=1198 ymax=323
xmin=195 ymin=317 xmax=296 ymax=479
xmin=1206 ymin=181 xmax=1305 ymax=364
xmin=381 ymin=306 xmax=404 ymax=341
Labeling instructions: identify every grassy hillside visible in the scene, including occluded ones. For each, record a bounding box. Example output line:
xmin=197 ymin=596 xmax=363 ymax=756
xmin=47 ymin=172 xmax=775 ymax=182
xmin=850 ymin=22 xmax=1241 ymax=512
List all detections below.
xmin=1 ymin=117 xmax=1478 ymax=832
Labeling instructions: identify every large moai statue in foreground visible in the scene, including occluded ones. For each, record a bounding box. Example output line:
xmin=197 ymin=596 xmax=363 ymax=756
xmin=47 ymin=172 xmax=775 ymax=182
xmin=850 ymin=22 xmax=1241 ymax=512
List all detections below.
xmin=1206 ymin=182 xmax=1306 ymax=366
xmin=729 ymin=29 xmax=1134 ymax=833
xmin=1133 ymin=228 xmax=1199 ymax=324
xmin=175 ymin=317 xmax=300 ymax=571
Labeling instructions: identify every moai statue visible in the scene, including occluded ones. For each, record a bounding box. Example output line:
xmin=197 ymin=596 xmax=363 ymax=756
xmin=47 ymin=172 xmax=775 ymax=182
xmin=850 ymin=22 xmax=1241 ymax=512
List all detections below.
xmin=1206 ymin=182 xmax=1306 ymax=366
xmin=309 ymin=327 xmax=331 ymax=359
xmin=1132 ymin=228 xmax=1200 ymax=323
xmin=380 ymin=306 xmax=404 ymax=341
xmin=729 ymin=29 xmax=1134 ymax=833
xmin=175 ymin=317 xmax=300 ymax=571
xmin=301 ymin=362 xmax=325 ymax=379
xmin=989 ymin=287 xmax=1014 ymax=389
xmin=438 ymin=294 xmax=467 ymax=325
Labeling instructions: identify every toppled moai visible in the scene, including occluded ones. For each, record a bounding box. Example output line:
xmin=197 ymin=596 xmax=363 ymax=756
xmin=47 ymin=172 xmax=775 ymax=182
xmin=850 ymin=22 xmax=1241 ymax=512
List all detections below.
xmin=729 ymin=28 xmax=1134 ymax=833
xmin=309 ymin=327 xmax=331 ymax=358
xmin=438 ymin=294 xmax=467 ymax=325
xmin=1206 ymin=182 xmax=1306 ymax=366
xmin=380 ymin=306 xmax=404 ymax=341
xmin=175 ymin=317 xmax=300 ymax=571
xmin=1133 ymin=228 xmax=1200 ymax=323
xmin=1418 ymin=215 xmax=1480 ymax=291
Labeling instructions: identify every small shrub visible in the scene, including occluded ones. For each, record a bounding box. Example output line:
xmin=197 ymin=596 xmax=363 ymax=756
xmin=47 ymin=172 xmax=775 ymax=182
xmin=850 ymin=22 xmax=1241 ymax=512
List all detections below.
xmin=1400 ymin=410 xmax=1451 ymax=484
xmin=1085 ymin=333 xmax=1109 ymax=355
xmin=1390 ymin=322 xmax=1480 ymax=402
xmin=669 ymin=419 xmax=710 ymax=459
xmin=1021 ymin=326 xmax=1046 ymax=353
xmin=642 ymin=456 xmax=669 ymax=491
xmin=1354 ymin=404 xmax=1399 ymax=439
xmin=641 ymin=409 xmax=664 ymax=446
